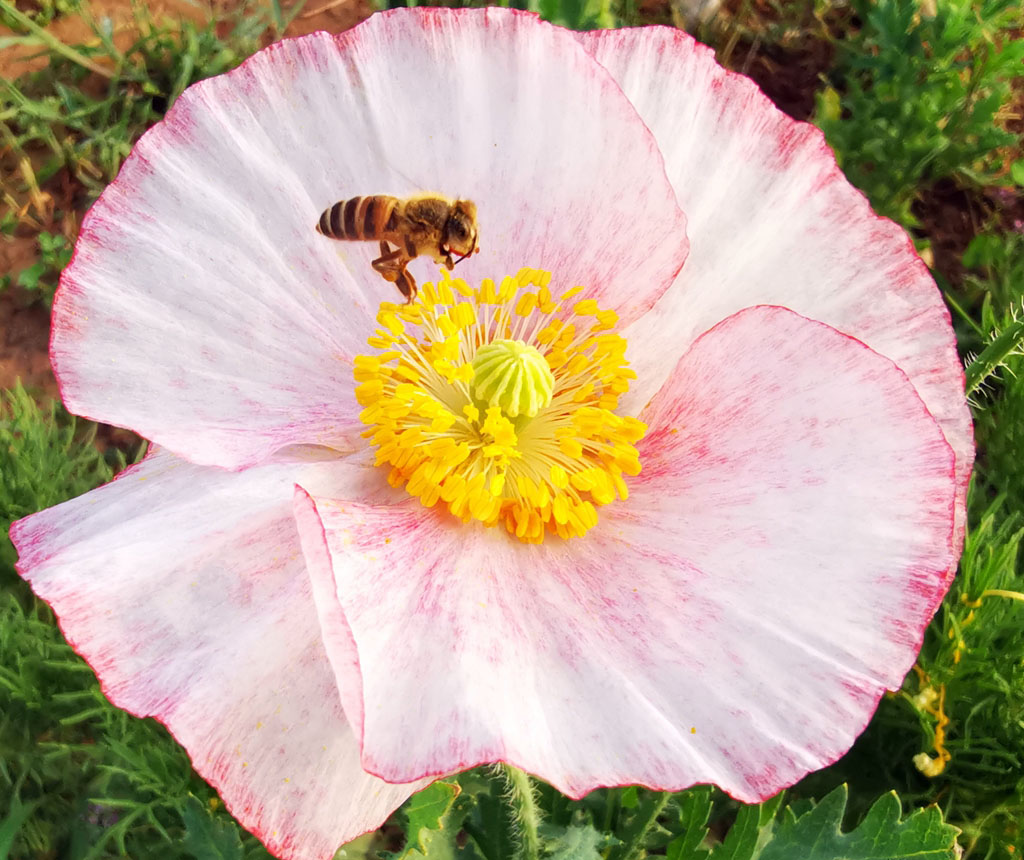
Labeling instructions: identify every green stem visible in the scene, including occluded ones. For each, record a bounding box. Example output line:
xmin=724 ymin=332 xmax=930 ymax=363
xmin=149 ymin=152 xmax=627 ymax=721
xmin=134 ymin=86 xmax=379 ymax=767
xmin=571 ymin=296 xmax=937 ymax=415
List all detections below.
xmin=943 ymin=291 xmax=985 ymax=338
xmin=981 ymin=588 xmax=1024 ymax=604
xmin=501 ymin=764 xmax=542 ymax=860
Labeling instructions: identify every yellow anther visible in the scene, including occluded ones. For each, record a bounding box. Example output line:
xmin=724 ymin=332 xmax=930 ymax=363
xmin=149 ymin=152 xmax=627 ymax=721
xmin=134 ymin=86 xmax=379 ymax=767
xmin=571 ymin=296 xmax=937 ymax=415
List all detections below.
xmin=436 ymin=314 xmax=457 ymax=338
xmin=550 ymin=464 xmax=569 ymax=489
xmin=516 ymin=292 xmax=538 ymax=317
xmin=378 ymin=311 xmax=404 ymax=336
xmin=452 ymin=302 xmax=477 ymax=329
xmin=452 ymin=277 xmax=474 ymax=297
xmin=354 ymin=267 xmax=646 ymax=543
xmin=393 ymin=365 xmax=421 ymax=383
xmin=479 ymin=278 xmax=498 ymax=304
xmin=498 ymin=275 xmax=517 ymax=300
xmin=559 ymin=438 xmax=584 ymax=458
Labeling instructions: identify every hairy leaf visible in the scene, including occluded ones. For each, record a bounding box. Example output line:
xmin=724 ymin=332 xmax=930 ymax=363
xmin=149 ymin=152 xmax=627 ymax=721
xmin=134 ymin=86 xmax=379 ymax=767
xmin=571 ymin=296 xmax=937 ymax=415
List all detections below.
xmin=181 ymin=796 xmax=244 ymax=860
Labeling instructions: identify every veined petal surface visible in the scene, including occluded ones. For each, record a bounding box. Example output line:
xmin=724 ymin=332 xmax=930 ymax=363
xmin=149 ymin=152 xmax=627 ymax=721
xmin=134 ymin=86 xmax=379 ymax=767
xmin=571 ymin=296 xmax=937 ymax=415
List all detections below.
xmin=579 ymin=26 xmax=972 ymax=555
xmin=292 ymin=307 xmax=955 ymax=800
xmin=54 ymin=8 xmax=686 ymax=469
xmin=10 ymin=450 xmax=425 ymax=860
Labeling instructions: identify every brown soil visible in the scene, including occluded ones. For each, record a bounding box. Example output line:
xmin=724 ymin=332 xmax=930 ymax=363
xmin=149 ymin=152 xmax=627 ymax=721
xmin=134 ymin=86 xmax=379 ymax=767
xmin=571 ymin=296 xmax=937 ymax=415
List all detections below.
xmin=912 ymin=180 xmax=993 ymax=288
xmin=0 ymin=0 xmax=1018 ymax=453
xmin=0 ymin=0 xmax=372 ymax=455
xmin=284 ymin=0 xmax=374 ymax=38
xmin=723 ymin=37 xmax=832 ymax=121
xmin=0 ymin=237 xmax=54 ymax=394
xmin=912 ymin=179 xmax=1024 ymax=289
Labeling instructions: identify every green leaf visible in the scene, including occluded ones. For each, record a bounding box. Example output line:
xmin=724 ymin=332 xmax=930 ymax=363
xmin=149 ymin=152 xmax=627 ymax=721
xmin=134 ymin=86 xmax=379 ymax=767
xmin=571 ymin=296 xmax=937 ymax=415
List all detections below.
xmin=388 ymin=781 xmax=462 ymax=859
xmin=707 ymin=793 xmax=784 ymax=860
xmin=181 ymin=795 xmax=244 ymax=860
xmin=16 ymin=261 xmax=46 ymax=291
xmin=543 ymin=823 xmax=608 ymax=860
xmin=669 ymin=787 xmax=957 ymax=860
xmin=0 ymin=792 xmax=40 ymax=860
xmin=965 ymin=315 xmax=1024 ymax=396
xmin=620 ymin=786 xmax=639 ymax=810
xmin=406 ymin=781 xmax=461 ymax=850
xmin=666 ymin=788 xmax=713 ymax=860
xmin=1012 ymin=159 xmax=1024 ymax=186
xmin=758 ymin=786 xmax=959 ymax=860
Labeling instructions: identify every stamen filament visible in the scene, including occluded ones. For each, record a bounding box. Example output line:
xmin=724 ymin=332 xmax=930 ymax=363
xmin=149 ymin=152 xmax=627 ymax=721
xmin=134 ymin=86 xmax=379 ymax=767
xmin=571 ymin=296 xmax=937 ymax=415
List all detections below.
xmin=354 ymin=267 xmax=646 ymax=543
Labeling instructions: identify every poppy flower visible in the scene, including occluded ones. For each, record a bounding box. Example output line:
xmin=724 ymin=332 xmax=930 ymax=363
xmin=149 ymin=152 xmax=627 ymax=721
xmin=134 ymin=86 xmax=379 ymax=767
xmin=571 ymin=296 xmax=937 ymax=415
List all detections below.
xmin=10 ymin=8 xmax=971 ymax=860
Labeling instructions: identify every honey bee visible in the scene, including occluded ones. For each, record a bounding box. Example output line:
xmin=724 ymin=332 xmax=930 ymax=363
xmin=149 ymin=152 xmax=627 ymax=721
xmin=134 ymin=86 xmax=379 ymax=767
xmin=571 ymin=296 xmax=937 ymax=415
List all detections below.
xmin=315 ymin=194 xmax=480 ymax=302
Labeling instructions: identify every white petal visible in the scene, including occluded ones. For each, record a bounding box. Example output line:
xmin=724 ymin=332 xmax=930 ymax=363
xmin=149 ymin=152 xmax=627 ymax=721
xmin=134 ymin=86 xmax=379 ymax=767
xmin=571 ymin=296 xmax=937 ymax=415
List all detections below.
xmin=579 ymin=26 xmax=972 ymax=553
xmin=11 ymin=450 xmax=425 ymax=860
xmin=292 ymin=306 xmax=955 ymax=802
xmin=54 ymin=9 xmax=686 ymax=469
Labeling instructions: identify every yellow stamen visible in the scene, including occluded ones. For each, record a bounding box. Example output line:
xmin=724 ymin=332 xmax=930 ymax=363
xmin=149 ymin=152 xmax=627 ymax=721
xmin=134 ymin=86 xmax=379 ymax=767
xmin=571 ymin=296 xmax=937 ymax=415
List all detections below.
xmin=353 ymin=268 xmax=647 ymax=543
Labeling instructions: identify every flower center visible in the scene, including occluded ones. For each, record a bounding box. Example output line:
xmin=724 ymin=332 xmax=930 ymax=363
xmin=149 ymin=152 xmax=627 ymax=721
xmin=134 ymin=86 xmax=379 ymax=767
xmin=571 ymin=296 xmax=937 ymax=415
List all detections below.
xmin=354 ymin=267 xmax=646 ymax=544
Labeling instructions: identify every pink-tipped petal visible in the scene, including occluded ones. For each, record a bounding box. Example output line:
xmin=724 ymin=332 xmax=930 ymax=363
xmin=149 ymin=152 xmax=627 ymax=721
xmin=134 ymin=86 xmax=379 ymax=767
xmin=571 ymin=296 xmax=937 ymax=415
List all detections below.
xmin=10 ymin=450 xmax=425 ymax=860
xmin=292 ymin=307 xmax=955 ymax=801
xmin=579 ymin=26 xmax=971 ymax=558
xmin=54 ymin=8 xmax=686 ymax=469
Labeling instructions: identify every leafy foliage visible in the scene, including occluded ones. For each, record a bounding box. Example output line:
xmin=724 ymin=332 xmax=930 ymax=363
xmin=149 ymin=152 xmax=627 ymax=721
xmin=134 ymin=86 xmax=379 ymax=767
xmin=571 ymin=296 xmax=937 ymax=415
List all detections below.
xmin=0 ymin=383 xmax=115 ymax=578
xmin=387 ymin=776 xmax=959 ymax=860
xmin=0 ymin=387 xmax=268 ymax=860
xmin=0 ymin=0 xmax=282 ymax=293
xmin=815 ymin=0 xmax=1024 ymax=224
xmin=379 ymin=0 xmax=615 ymax=32
xmin=1 ymin=231 xmax=72 ymax=307
xmin=2 ymin=0 xmax=1024 ymax=857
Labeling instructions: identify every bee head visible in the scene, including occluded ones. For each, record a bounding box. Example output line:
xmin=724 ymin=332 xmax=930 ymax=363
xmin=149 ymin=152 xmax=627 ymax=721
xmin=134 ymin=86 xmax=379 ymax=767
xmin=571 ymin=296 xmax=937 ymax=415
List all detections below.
xmin=444 ymin=200 xmax=480 ymax=265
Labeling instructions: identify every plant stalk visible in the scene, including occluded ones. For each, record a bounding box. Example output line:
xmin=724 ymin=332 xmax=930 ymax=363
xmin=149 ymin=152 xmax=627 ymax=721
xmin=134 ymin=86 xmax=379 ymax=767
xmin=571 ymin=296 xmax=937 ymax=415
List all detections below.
xmin=500 ymin=764 xmax=542 ymax=860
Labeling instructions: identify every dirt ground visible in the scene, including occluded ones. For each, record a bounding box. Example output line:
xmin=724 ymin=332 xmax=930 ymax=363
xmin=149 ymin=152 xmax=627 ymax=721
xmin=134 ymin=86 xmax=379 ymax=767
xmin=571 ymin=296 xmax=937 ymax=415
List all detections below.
xmin=0 ymin=0 xmax=1019 ymax=444
xmin=0 ymin=238 xmax=54 ymax=395
xmin=0 ymin=0 xmax=372 ymax=424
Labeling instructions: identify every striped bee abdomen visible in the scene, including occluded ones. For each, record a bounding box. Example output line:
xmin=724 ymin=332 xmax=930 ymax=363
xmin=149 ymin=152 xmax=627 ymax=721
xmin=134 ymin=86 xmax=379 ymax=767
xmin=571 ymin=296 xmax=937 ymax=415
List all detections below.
xmin=316 ymin=195 xmax=398 ymax=241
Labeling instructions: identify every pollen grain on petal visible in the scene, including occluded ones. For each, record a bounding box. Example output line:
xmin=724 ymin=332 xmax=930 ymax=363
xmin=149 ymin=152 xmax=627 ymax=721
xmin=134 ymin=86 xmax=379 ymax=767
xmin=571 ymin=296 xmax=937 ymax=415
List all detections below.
xmin=354 ymin=268 xmax=646 ymax=543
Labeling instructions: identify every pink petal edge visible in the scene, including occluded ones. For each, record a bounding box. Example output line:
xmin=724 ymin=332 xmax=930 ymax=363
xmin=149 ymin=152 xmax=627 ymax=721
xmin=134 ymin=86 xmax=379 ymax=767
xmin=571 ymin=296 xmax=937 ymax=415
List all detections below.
xmin=52 ymin=7 xmax=687 ymax=471
xmin=579 ymin=25 xmax=972 ymax=566
xmin=11 ymin=449 xmax=426 ymax=860
xmin=291 ymin=306 xmax=955 ymax=802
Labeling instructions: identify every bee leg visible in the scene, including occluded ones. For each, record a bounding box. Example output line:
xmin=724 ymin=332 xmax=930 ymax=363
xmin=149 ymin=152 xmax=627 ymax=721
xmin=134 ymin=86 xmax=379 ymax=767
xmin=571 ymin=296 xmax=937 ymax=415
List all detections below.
xmin=395 ymin=267 xmax=417 ymax=304
xmin=371 ymin=242 xmax=407 ymax=281
xmin=372 ymin=243 xmax=417 ymax=302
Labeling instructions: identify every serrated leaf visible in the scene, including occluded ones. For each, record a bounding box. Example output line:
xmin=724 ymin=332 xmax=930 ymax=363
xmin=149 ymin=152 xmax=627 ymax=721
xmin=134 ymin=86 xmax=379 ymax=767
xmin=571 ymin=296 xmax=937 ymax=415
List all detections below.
xmin=542 ymin=823 xmax=607 ymax=860
xmin=388 ymin=781 xmax=462 ymax=859
xmin=758 ymin=786 xmax=959 ymax=860
xmin=407 ymin=781 xmax=461 ymax=841
xmin=666 ymin=788 xmax=713 ymax=860
xmin=181 ymin=795 xmax=244 ymax=860
xmin=708 ymin=793 xmax=784 ymax=860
